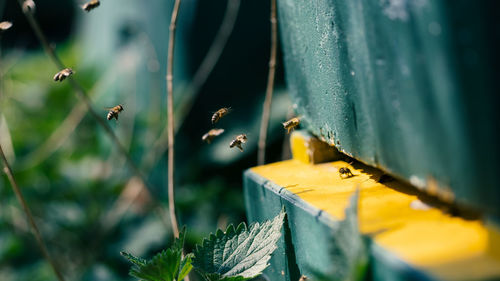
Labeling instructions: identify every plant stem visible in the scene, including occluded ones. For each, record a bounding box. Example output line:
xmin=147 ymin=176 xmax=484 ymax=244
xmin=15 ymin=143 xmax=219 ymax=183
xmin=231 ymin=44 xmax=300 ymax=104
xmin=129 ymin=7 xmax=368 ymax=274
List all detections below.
xmin=0 ymin=145 xmax=66 ymax=281
xmin=106 ymin=0 xmax=241 ymax=237
xmin=258 ymin=0 xmax=278 ymax=166
xmin=140 ymin=0 xmax=241 ymax=175
xmin=167 ymin=0 xmax=182 ymax=239
xmin=16 ymin=0 xmax=153 ymax=205
xmin=183 ymin=0 xmax=240 ymax=107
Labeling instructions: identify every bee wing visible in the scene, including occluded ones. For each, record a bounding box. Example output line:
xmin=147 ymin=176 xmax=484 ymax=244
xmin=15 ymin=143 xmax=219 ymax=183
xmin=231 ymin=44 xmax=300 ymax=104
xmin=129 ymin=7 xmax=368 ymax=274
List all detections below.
xmin=214 ymin=129 xmax=225 ymax=135
xmin=82 ymin=3 xmax=92 ymax=11
xmin=104 ymin=103 xmax=125 ymax=110
xmin=211 ymin=107 xmax=232 ymax=114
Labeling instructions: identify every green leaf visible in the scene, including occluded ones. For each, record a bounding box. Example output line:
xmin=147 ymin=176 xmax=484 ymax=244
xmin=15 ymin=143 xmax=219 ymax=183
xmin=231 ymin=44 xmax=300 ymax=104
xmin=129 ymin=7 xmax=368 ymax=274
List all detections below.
xmin=178 ymin=253 xmax=194 ymax=281
xmin=193 ymin=210 xmax=285 ymax=281
xmin=120 ymin=251 xmax=147 ymax=267
xmin=315 ymin=188 xmax=369 ymax=281
xmin=129 ymin=248 xmax=181 ymax=281
xmin=121 ymin=227 xmax=193 ymax=281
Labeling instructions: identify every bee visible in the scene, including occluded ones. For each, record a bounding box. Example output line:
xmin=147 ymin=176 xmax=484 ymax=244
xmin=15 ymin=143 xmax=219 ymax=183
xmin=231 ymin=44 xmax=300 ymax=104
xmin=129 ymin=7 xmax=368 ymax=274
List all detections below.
xmin=282 ymin=117 xmax=300 ymax=134
xmin=299 ymin=276 xmax=308 ymax=281
xmin=202 ymin=128 xmax=225 ymax=144
xmin=105 ymin=104 xmax=124 ymax=121
xmin=82 ymin=0 xmax=100 ymax=12
xmin=211 ymin=107 xmax=231 ymax=124
xmin=229 ymin=134 xmax=248 ymax=152
xmin=0 ymin=21 xmax=12 ymax=32
xmin=22 ymin=0 xmax=36 ymax=13
xmin=53 ymin=68 xmax=73 ymax=82
xmin=339 ymin=167 xmax=354 ymax=178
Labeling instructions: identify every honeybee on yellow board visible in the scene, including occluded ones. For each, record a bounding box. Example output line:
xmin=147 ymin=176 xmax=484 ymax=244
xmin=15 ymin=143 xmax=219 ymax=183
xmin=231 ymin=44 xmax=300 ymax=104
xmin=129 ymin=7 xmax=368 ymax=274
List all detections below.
xmin=282 ymin=117 xmax=300 ymax=134
xmin=229 ymin=134 xmax=248 ymax=152
xmin=339 ymin=167 xmax=354 ymax=178
xmin=105 ymin=104 xmax=124 ymax=121
xmin=82 ymin=0 xmax=100 ymax=12
xmin=211 ymin=107 xmax=231 ymax=124
xmin=202 ymin=129 xmax=225 ymax=144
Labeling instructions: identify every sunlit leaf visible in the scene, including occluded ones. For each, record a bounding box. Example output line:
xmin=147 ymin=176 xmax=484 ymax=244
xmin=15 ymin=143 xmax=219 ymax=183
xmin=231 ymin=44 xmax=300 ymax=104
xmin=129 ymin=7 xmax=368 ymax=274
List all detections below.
xmin=193 ymin=210 xmax=285 ymax=281
xmin=121 ymin=227 xmax=192 ymax=281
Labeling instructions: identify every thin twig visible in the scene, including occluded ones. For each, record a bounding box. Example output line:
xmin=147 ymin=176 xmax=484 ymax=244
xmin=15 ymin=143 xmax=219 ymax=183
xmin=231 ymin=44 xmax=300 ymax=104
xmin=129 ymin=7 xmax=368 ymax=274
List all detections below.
xmin=167 ymin=0 xmax=182 ymax=239
xmin=104 ymin=0 xmax=241 ymax=237
xmin=258 ymin=0 xmax=278 ymax=165
xmin=140 ymin=0 xmax=241 ymax=173
xmin=175 ymin=0 xmax=241 ymax=121
xmin=189 ymin=0 xmax=240 ymax=97
xmin=16 ymin=52 xmax=129 ymax=169
xmin=18 ymin=99 xmax=87 ymax=169
xmin=0 ymin=35 xmax=3 ymax=101
xmin=15 ymin=0 xmax=154 ymax=206
xmin=0 ymin=145 xmax=66 ymax=281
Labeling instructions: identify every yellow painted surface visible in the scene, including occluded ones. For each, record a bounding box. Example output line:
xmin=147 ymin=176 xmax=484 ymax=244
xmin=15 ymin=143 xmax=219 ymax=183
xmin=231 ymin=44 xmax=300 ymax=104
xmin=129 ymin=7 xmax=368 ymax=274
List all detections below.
xmin=290 ymin=131 xmax=340 ymax=164
xmin=251 ymin=159 xmax=500 ymax=280
xmin=290 ymin=132 xmax=311 ymax=164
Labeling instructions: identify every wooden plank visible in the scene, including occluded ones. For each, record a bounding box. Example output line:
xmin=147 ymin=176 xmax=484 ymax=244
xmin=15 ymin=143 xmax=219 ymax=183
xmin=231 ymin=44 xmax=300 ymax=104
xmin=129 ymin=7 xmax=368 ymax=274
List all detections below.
xmin=246 ymin=159 xmax=500 ymax=280
xmin=244 ymin=131 xmax=500 ymax=281
xmin=277 ymin=0 xmax=500 ymax=216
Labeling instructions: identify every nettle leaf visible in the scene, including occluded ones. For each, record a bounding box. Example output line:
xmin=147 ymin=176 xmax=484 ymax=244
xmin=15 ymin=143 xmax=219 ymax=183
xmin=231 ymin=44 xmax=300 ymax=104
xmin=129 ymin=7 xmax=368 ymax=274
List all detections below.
xmin=193 ymin=210 xmax=285 ymax=281
xmin=121 ymin=251 xmax=147 ymax=267
xmin=315 ymin=188 xmax=369 ymax=281
xmin=121 ymin=227 xmax=193 ymax=281
xmin=178 ymin=253 xmax=194 ymax=281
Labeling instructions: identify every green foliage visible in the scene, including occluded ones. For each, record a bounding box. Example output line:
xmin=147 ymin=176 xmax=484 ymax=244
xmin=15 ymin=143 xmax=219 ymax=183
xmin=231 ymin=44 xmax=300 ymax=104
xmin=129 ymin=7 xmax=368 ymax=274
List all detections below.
xmin=122 ymin=211 xmax=285 ymax=281
xmin=121 ymin=227 xmax=193 ymax=281
xmin=314 ymin=188 xmax=368 ymax=281
xmin=193 ymin=210 xmax=285 ymax=281
xmin=1 ymin=2 xmax=286 ymax=280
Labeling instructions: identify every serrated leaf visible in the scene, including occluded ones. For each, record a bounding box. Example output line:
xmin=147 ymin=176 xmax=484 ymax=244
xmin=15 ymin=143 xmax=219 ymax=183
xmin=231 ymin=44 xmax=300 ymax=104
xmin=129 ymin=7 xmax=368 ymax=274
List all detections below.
xmin=193 ymin=210 xmax=285 ymax=281
xmin=129 ymin=248 xmax=181 ymax=281
xmin=121 ymin=227 xmax=193 ymax=281
xmin=120 ymin=251 xmax=147 ymax=267
xmin=315 ymin=187 xmax=368 ymax=281
xmin=198 ymin=273 xmax=248 ymax=281
xmin=178 ymin=253 xmax=194 ymax=281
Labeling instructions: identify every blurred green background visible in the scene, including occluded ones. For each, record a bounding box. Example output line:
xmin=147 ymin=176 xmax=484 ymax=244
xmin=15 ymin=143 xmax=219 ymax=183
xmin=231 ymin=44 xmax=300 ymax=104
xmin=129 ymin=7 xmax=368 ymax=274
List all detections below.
xmin=0 ymin=0 xmax=291 ymax=280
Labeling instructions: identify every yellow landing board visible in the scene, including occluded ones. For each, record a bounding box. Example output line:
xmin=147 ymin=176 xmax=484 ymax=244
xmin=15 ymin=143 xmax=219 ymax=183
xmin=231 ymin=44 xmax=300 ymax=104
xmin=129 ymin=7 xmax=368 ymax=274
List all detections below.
xmin=251 ymin=160 xmax=500 ymax=281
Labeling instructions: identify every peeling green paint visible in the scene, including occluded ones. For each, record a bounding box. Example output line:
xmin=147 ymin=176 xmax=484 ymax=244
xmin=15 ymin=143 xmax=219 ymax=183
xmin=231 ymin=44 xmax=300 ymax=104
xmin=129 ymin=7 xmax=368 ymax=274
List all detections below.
xmin=278 ymin=0 xmax=500 ymax=215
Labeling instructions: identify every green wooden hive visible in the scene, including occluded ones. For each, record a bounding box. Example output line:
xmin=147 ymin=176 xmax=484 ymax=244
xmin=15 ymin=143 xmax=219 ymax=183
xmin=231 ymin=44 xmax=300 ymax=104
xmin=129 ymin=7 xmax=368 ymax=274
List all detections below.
xmin=277 ymin=0 xmax=500 ymax=216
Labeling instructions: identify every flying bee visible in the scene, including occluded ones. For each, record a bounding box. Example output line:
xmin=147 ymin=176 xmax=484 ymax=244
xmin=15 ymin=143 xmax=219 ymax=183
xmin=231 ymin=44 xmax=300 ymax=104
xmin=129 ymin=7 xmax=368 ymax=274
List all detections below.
xmin=339 ymin=167 xmax=354 ymax=179
xmin=283 ymin=117 xmax=300 ymax=134
xmin=105 ymin=104 xmax=124 ymax=121
xmin=211 ymin=107 xmax=231 ymax=124
xmin=229 ymin=134 xmax=248 ymax=152
xmin=22 ymin=0 xmax=36 ymax=13
xmin=82 ymin=0 xmax=100 ymax=12
xmin=202 ymin=128 xmax=225 ymax=144
xmin=53 ymin=68 xmax=73 ymax=82
xmin=0 ymin=21 xmax=12 ymax=32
